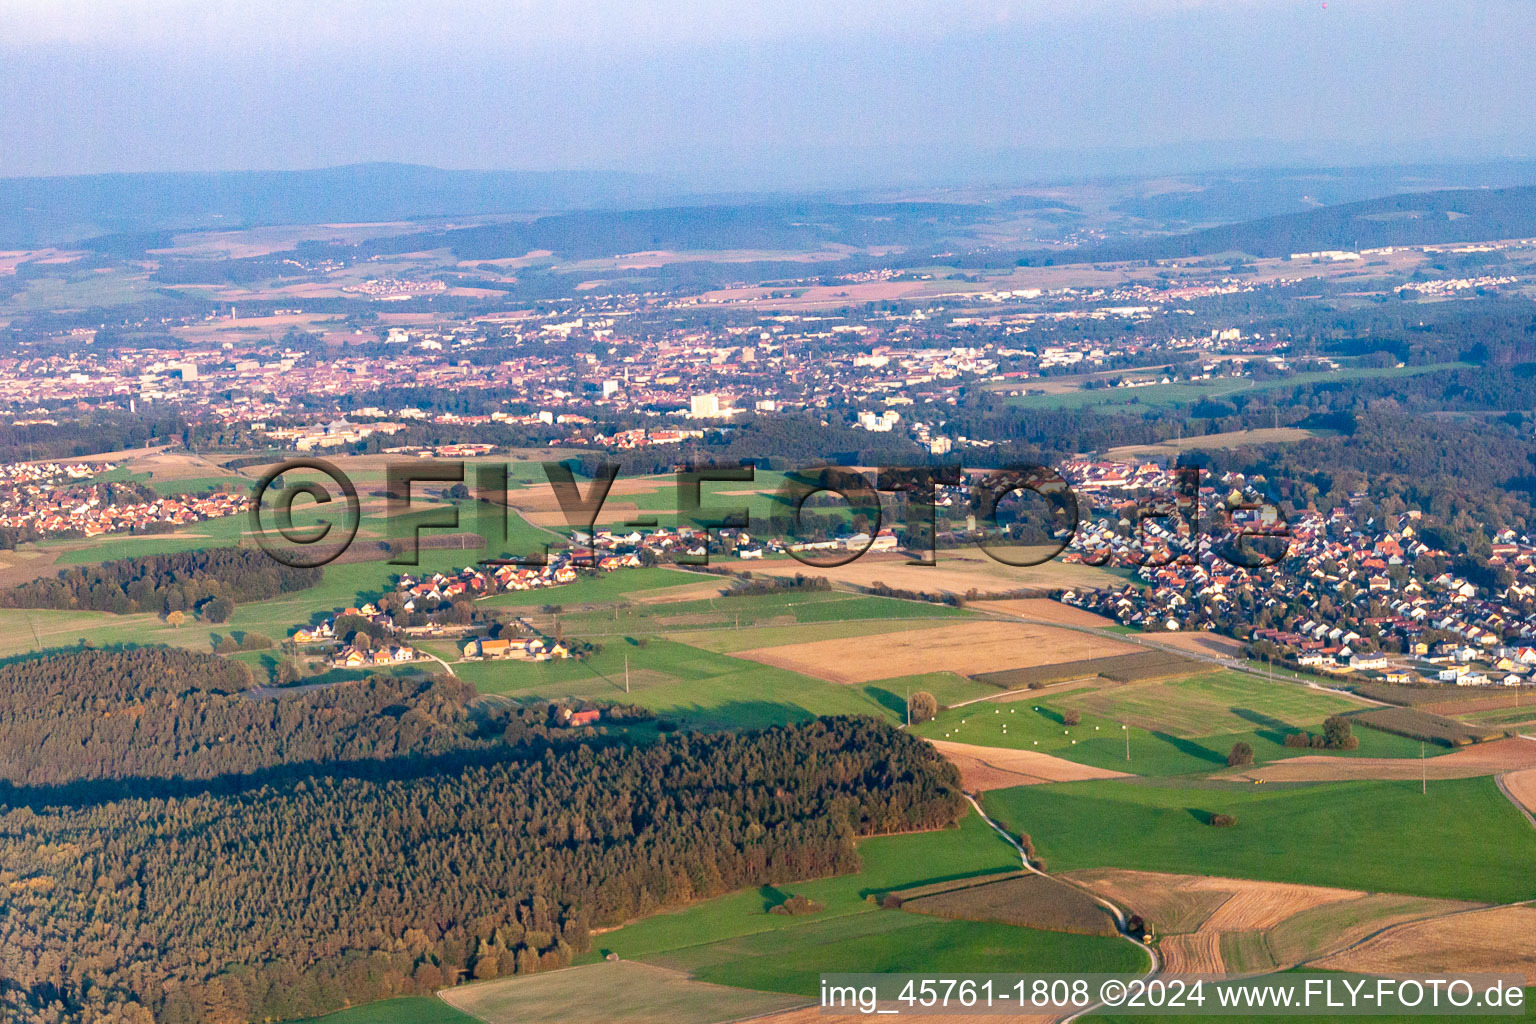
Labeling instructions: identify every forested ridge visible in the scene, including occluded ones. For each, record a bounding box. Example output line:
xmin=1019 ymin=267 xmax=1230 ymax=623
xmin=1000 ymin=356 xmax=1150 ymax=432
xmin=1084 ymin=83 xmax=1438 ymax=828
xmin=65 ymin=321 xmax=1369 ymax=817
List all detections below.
xmin=0 ymin=647 xmax=960 ymax=1024
xmin=0 ymin=548 xmax=318 ymax=616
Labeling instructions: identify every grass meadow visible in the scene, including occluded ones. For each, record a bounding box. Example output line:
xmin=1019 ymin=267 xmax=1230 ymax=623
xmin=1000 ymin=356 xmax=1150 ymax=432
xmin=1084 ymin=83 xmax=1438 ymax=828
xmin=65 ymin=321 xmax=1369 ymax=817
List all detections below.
xmin=982 ymin=775 xmax=1536 ymax=904
xmin=913 ymin=672 xmax=1439 ymax=776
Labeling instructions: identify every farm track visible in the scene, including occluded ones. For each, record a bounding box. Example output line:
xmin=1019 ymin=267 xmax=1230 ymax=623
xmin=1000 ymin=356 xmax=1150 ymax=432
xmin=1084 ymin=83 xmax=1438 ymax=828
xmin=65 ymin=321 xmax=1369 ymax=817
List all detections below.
xmin=961 ymin=794 xmax=1159 ymax=1024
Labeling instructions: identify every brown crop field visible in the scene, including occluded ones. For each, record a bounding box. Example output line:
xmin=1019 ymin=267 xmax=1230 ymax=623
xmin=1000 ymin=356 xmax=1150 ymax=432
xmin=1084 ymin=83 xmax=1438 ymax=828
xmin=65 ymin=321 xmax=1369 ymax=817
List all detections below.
xmin=971 ymin=651 xmax=1199 ymax=691
xmin=1352 ymin=706 xmax=1507 ymax=746
xmin=1140 ymin=629 xmax=1246 ymax=659
xmin=928 ymin=739 xmax=1134 ymax=791
xmin=1230 ymin=737 xmax=1536 ymax=783
xmin=733 ymin=620 xmax=1139 ymax=684
xmin=1105 ymin=428 xmax=1314 ymax=461
xmin=1063 ymin=869 xmax=1233 ymax=935
xmin=901 ymin=873 xmax=1120 ymax=936
xmin=1160 ymin=933 xmax=1226 ymax=975
xmin=969 ymin=598 xmax=1119 ymax=627
xmin=1421 ymin=691 xmax=1536 ymax=717
xmin=1319 ymin=904 xmax=1536 ymax=976
xmin=1504 ymin=766 xmax=1536 ymax=817
xmin=1065 ymin=870 xmax=1359 ymax=935
xmin=1263 ymin=893 xmax=1482 ymax=971
xmin=1353 ymin=682 xmax=1536 ymax=709
xmin=1066 ymin=869 xmax=1482 ymax=975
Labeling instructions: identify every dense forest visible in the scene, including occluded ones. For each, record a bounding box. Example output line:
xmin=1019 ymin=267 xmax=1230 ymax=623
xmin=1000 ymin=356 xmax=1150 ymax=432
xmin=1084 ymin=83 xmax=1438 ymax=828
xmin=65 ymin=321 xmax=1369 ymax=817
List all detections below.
xmin=0 ymin=548 xmax=318 ymax=617
xmin=0 ymin=699 xmax=960 ymax=1024
xmin=0 ymin=649 xmax=509 ymax=791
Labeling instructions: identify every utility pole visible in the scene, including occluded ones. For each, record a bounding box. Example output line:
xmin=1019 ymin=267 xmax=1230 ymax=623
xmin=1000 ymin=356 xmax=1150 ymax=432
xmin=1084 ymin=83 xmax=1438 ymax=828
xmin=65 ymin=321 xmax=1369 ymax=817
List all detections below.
xmin=1421 ymin=741 xmax=1426 ymax=795
xmin=1124 ymin=722 xmax=1130 ymax=761
xmin=625 ymin=655 xmax=630 ymax=694
xmin=905 ymin=685 xmax=911 ymax=728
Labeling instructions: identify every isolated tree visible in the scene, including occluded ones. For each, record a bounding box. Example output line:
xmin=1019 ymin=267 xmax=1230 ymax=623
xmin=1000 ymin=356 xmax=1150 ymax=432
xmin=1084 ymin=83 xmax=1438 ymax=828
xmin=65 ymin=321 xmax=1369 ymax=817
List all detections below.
xmin=1227 ymin=741 xmax=1255 ymax=767
xmin=1323 ymin=715 xmax=1357 ymax=749
xmin=165 ymin=610 xmax=186 ymax=628
xmin=907 ymin=691 xmax=938 ymax=724
xmin=1063 ymin=709 xmax=1082 ymax=727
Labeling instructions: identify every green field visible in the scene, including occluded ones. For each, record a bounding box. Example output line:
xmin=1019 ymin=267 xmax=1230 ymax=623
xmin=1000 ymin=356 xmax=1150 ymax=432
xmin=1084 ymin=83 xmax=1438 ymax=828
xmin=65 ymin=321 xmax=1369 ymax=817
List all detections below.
xmin=1057 ymin=672 xmax=1367 ymax=736
xmin=681 ymin=910 xmax=1144 ymax=997
xmin=983 ymin=776 xmax=1536 ymax=903
xmin=597 ymin=809 xmax=1143 ymax=994
xmin=293 ymin=997 xmax=480 ymax=1024
xmin=455 ymin=636 xmax=900 ymax=728
xmin=590 ymin=811 xmax=1019 ymax=961
xmin=440 ymin=961 xmax=805 ymax=1024
xmin=913 ymin=673 xmax=1440 ymax=776
xmin=555 ymin=589 xmax=965 ymax=639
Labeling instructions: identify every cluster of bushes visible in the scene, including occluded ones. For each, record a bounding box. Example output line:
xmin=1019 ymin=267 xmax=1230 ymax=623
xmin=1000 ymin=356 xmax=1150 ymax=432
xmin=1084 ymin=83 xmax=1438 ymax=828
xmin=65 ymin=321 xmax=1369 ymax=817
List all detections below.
xmin=908 ymin=691 xmax=939 ymax=724
xmin=211 ymin=631 xmax=275 ymax=654
xmin=1283 ymin=715 xmax=1359 ymax=750
xmin=865 ymin=581 xmax=965 ymax=607
xmin=725 ymin=572 xmax=832 ymax=597
xmin=769 ymin=894 xmax=825 ymax=916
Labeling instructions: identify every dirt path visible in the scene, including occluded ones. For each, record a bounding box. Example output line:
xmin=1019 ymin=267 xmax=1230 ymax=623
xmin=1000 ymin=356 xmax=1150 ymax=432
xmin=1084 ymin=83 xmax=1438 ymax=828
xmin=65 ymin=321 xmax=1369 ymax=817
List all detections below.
xmin=960 ymin=794 xmax=1159 ymax=1024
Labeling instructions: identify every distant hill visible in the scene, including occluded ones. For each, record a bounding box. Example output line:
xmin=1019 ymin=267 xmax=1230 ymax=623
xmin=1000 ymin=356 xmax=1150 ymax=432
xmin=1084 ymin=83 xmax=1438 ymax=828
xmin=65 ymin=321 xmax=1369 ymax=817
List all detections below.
xmin=1095 ymin=185 xmax=1536 ymax=261
xmin=0 ymin=163 xmax=676 ymax=247
xmin=377 ymin=200 xmax=991 ymax=262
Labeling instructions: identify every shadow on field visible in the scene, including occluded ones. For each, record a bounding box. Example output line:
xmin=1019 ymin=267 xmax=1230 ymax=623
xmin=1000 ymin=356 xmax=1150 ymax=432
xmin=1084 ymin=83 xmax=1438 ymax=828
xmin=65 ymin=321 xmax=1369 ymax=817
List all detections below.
xmin=1230 ymin=707 xmax=1291 ymax=745
xmin=862 ymin=686 xmax=908 ymax=720
xmin=1153 ymin=730 xmax=1226 ymax=765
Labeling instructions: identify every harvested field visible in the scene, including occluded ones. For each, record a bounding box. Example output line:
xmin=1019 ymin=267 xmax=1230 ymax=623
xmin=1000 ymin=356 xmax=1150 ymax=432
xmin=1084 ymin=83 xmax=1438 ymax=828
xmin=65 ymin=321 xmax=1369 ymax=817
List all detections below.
xmin=734 ymin=620 xmax=1138 ymax=685
xmin=972 ymin=650 xmax=1197 ymax=690
xmin=1199 ymin=880 xmax=1359 ymax=932
xmin=1160 ymin=933 xmax=1225 ymax=975
xmin=1319 ymin=904 xmax=1536 ymax=976
xmin=1352 ymin=705 xmax=1506 ymax=746
xmin=1229 ymin=737 xmax=1536 ymax=782
xmin=1141 ymin=630 xmax=1245 ymax=659
xmin=1064 ymin=869 xmax=1478 ymax=975
xmin=901 ymin=873 xmax=1120 ymax=936
xmin=1505 ymin=766 xmax=1536 ymax=817
xmin=970 ymin=598 xmax=1118 ymax=628
xmin=1062 ymin=869 xmax=1232 ymax=935
xmin=1063 ymin=870 xmax=1359 ymax=935
xmin=438 ymin=959 xmax=808 ymax=1024
xmin=1105 ymin=428 xmax=1314 ymax=461
xmin=1264 ymin=893 xmax=1482 ymax=970
xmin=525 ymin=502 xmax=642 ymax=527
xmin=928 ymin=740 xmax=1134 ymax=791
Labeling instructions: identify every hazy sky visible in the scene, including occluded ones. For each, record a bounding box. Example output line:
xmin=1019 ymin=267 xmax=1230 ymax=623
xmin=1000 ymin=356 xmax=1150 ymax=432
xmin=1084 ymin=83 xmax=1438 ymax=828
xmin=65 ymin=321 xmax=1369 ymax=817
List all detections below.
xmin=3 ymin=0 xmax=1534 ymax=186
